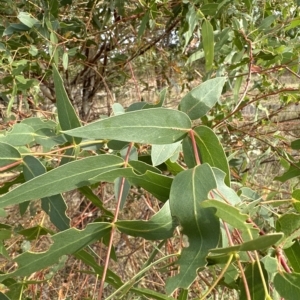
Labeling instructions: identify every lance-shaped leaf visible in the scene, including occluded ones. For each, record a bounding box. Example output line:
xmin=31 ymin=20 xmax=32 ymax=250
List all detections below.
xmin=276 ymin=213 xmax=300 ymax=249
xmin=52 ymin=64 xmax=81 ymax=144
xmin=116 ymin=201 xmax=178 ymax=240
xmin=179 ymin=77 xmax=226 ymax=120
xmin=202 ymin=20 xmax=214 ymax=72
xmin=23 ymin=156 xmax=70 ymax=231
xmin=0 ymin=223 xmax=111 ymax=282
xmin=151 ymin=142 xmax=181 ymax=167
xmin=166 ymin=164 xmax=220 ymax=294
xmin=210 ymin=233 xmax=283 ymax=254
xmin=201 ymin=200 xmax=258 ymax=241
xmin=0 ymin=123 xmax=35 ymax=146
xmin=0 ymin=155 xmax=124 ymax=208
xmin=274 ymin=272 xmax=300 ymax=299
xmin=182 ymin=126 xmax=230 ymax=185
xmin=64 ymin=108 xmax=192 ymax=145
xmin=0 ymin=142 xmax=21 ymax=168
xmin=240 ymin=262 xmax=268 ymax=300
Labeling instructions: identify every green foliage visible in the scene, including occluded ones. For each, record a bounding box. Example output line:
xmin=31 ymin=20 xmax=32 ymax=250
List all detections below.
xmin=0 ymin=0 xmax=300 ymax=299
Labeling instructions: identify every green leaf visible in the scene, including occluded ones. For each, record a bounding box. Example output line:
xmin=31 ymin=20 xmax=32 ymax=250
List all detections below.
xmin=274 ymin=272 xmax=300 ymax=300
xmin=151 ymin=142 xmax=181 ymax=166
xmin=138 ymin=11 xmax=150 ymax=39
xmin=0 ymin=124 xmax=35 ymax=146
xmin=201 ymin=200 xmax=258 ymax=240
xmin=258 ymin=15 xmax=277 ymax=32
xmin=90 ymin=162 xmax=173 ymax=202
xmin=21 ymin=117 xmax=56 ymax=131
xmin=0 ymin=142 xmax=21 ymax=168
xmin=284 ymin=241 xmax=300 ymax=273
xmin=291 ymin=139 xmax=300 ymax=150
xmin=3 ymin=23 xmax=30 ymax=36
xmin=179 ymin=77 xmax=226 ymax=120
xmin=275 ymin=162 xmax=300 ymax=182
xmin=17 ymin=12 xmax=39 ymax=28
xmin=166 ymin=164 xmax=220 ymax=294
xmin=211 ymin=168 xmax=241 ymax=205
xmin=0 ymin=155 xmax=124 ymax=208
xmin=276 ymin=213 xmax=300 ymax=248
xmin=210 ymin=233 xmax=283 ymax=253
xmin=182 ymin=126 xmax=230 ymax=184
xmin=116 ymin=201 xmax=178 ymax=240
xmin=62 ymin=52 xmax=68 ymax=70
xmin=0 ymin=223 xmax=111 ymax=282
xmin=292 ymin=189 xmax=300 ymax=212
xmin=64 ymin=108 xmax=191 ymax=145
xmin=23 ymin=156 xmax=70 ymax=230
xmin=194 ymin=126 xmax=230 ymax=185
xmin=52 ymin=64 xmax=81 ymax=144
xmin=34 ymin=128 xmax=67 ymax=149
xmin=182 ymin=5 xmax=198 ymax=52
xmin=202 ymin=19 xmax=214 ymax=72
xmin=240 ymin=262 xmax=268 ymax=300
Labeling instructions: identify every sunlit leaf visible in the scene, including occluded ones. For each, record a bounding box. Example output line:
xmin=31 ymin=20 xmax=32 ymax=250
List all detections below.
xmin=151 ymin=142 xmax=181 ymax=166
xmin=179 ymin=78 xmax=226 ymax=120
xmin=202 ymin=19 xmax=214 ymax=72
xmin=64 ymin=108 xmax=191 ymax=145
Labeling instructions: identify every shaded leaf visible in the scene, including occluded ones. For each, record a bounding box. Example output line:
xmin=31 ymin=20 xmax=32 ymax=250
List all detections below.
xmin=116 ymin=201 xmax=178 ymax=240
xmin=166 ymin=164 xmax=220 ymax=294
xmin=0 ymin=124 xmax=35 ymax=146
xmin=194 ymin=126 xmax=230 ymax=185
xmin=179 ymin=78 xmax=226 ymax=120
xmin=64 ymin=108 xmax=191 ymax=145
xmin=276 ymin=213 xmax=300 ymax=248
xmin=0 ymin=142 xmax=21 ymax=168
xmin=210 ymin=233 xmax=283 ymax=253
xmin=0 ymin=223 xmax=111 ymax=282
xmin=23 ymin=155 xmax=70 ymax=230
xmin=240 ymin=262 xmax=268 ymax=300
xmin=284 ymin=241 xmax=300 ymax=273
xmin=274 ymin=272 xmax=300 ymax=300
xmin=52 ymin=64 xmax=81 ymax=144
xmin=275 ymin=162 xmax=300 ymax=182
xmin=0 ymin=155 xmax=124 ymax=208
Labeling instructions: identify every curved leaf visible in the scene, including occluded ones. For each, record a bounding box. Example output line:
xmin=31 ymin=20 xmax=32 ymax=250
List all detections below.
xmin=151 ymin=142 xmax=181 ymax=166
xmin=64 ymin=108 xmax=192 ymax=144
xmin=52 ymin=64 xmax=81 ymax=144
xmin=116 ymin=202 xmax=178 ymax=240
xmin=0 ymin=223 xmax=111 ymax=282
xmin=0 ymin=124 xmax=35 ymax=146
xmin=166 ymin=164 xmax=220 ymax=294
